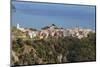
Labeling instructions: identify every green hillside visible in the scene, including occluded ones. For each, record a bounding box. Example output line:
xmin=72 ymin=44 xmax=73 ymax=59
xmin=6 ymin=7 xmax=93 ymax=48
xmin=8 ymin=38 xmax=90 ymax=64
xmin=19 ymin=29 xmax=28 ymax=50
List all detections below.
xmin=11 ymin=27 xmax=96 ymax=66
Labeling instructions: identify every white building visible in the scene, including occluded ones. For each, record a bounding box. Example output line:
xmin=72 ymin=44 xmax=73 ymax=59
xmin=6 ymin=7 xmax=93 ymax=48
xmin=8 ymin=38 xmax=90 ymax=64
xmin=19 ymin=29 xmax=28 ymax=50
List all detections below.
xmin=16 ymin=24 xmax=26 ymax=32
xmin=26 ymin=30 xmax=38 ymax=39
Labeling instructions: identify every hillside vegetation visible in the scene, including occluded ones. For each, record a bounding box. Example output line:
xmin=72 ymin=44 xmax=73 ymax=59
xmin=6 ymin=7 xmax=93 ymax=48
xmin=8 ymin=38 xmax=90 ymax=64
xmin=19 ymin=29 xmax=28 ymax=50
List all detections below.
xmin=12 ymin=27 xmax=96 ymax=66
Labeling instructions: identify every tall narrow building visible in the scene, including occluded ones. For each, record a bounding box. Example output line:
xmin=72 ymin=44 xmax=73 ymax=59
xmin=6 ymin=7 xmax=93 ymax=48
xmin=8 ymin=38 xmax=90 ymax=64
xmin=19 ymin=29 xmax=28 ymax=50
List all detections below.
xmin=17 ymin=24 xmax=20 ymax=29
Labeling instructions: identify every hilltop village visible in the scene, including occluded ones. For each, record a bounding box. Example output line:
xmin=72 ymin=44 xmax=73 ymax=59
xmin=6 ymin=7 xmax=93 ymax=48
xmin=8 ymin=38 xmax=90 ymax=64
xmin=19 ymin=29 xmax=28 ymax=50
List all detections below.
xmin=12 ymin=24 xmax=94 ymax=40
xmin=12 ymin=24 xmax=96 ymax=65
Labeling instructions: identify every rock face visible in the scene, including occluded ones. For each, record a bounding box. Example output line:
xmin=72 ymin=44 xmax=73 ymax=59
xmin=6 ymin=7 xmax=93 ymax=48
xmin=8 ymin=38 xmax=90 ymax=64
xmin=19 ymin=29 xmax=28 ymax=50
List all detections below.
xmin=57 ymin=54 xmax=63 ymax=63
xmin=12 ymin=51 xmax=19 ymax=63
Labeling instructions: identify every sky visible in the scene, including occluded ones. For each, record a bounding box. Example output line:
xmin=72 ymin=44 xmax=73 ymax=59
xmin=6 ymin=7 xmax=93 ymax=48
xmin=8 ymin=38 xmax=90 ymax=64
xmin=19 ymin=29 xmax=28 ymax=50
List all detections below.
xmin=11 ymin=1 xmax=96 ymax=30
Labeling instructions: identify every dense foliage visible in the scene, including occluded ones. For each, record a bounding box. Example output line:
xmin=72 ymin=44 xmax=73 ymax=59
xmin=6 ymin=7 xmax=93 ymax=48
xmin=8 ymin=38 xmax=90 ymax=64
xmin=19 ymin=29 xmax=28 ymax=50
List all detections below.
xmin=12 ymin=27 xmax=96 ymax=66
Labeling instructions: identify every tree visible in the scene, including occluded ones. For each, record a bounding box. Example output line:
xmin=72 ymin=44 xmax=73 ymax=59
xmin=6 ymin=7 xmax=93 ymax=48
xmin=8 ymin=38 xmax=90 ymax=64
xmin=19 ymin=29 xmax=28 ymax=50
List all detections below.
xmin=79 ymin=32 xmax=96 ymax=61
xmin=29 ymin=28 xmax=37 ymax=31
xmin=41 ymin=26 xmax=49 ymax=30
